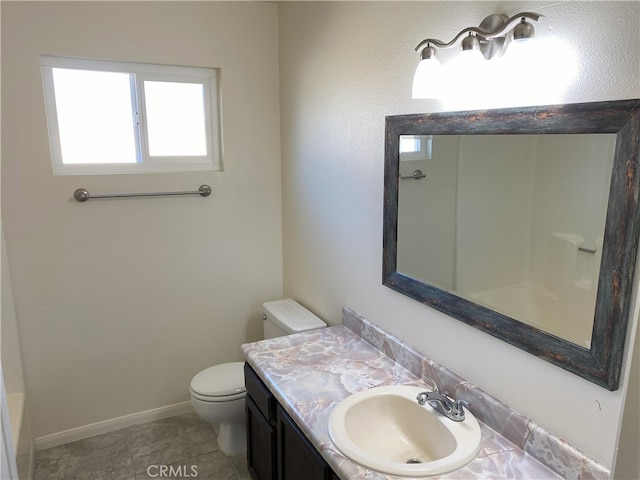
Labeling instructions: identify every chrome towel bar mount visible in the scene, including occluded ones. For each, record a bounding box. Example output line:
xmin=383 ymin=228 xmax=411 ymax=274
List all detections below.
xmin=400 ymin=169 xmax=426 ymax=180
xmin=73 ymin=185 xmax=212 ymax=202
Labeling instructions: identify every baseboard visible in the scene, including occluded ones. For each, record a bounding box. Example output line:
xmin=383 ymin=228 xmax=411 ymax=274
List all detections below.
xmin=34 ymin=401 xmax=193 ymax=451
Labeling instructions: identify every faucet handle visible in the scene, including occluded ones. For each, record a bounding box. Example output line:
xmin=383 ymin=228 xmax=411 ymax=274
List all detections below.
xmin=422 ymin=375 xmax=439 ymax=393
xmin=453 ymin=399 xmax=470 ymax=418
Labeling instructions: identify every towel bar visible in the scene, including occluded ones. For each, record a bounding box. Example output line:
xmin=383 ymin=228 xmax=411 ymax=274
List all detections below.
xmin=73 ymin=185 xmax=212 ymax=202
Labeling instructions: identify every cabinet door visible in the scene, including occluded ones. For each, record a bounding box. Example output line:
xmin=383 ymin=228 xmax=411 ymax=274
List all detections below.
xmin=277 ymin=405 xmax=333 ymax=480
xmin=246 ymin=396 xmax=277 ymax=480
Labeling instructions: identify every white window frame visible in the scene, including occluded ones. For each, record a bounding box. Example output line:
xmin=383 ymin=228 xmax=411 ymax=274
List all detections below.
xmin=41 ymin=55 xmax=222 ymax=175
xmin=399 ymin=135 xmax=432 ymax=162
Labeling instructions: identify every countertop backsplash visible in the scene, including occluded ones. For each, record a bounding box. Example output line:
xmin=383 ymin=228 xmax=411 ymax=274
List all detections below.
xmin=341 ymin=306 xmax=610 ymax=480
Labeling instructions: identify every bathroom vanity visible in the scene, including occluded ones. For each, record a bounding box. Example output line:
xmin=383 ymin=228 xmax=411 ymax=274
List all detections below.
xmin=245 ymin=364 xmax=338 ymax=480
xmin=243 ymin=307 xmax=607 ymax=479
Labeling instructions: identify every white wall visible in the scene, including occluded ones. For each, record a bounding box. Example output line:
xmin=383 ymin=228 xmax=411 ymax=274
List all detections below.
xmin=397 ymin=136 xmax=458 ymax=289
xmin=1 ymin=1 xmax=282 ymax=439
xmin=279 ymin=0 xmax=640 ymax=468
xmin=456 ymin=135 xmax=536 ymax=293
xmin=614 ymin=309 xmax=639 ymax=478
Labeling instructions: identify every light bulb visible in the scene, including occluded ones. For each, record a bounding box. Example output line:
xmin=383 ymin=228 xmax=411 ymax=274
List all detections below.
xmin=441 ymin=49 xmax=489 ymax=110
xmin=412 ymin=56 xmax=444 ymax=99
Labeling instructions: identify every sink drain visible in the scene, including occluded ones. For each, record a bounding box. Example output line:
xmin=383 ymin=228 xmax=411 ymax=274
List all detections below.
xmin=406 ymin=458 xmax=423 ymax=464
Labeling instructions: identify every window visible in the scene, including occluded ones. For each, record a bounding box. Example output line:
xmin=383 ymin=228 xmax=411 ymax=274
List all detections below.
xmin=400 ymin=135 xmax=432 ymax=161
xmin=41 ymin=56 xmax=221 ymax=174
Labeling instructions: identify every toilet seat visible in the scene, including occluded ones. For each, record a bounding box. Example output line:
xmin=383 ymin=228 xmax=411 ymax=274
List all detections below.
xmin=190 ymin=389 xmax=245 ymax=402
xmin=190 ymin=362 xmax=246 ymax=400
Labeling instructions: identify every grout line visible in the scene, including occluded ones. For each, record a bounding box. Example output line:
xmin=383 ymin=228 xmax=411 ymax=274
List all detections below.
xmin=228 ymin=454 xmax=242 ymax=480
xmin=124 ymin=423 xmax=137 ymax=478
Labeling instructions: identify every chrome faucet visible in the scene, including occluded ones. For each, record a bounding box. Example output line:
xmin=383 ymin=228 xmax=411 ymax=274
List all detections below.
xmin=416 ymin=388 xmax=468 ymax=422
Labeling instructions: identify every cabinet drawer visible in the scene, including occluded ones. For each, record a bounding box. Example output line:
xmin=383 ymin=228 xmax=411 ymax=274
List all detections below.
xmin=245 ymin=363 xmax=277 ymax=423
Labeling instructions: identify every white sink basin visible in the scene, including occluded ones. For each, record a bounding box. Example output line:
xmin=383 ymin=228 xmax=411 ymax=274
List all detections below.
xmin=328 ymin=385 xmax=481 ymax=477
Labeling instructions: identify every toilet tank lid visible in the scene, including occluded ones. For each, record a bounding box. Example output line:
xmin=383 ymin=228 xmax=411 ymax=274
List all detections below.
xmin=263 ymin=299 xmax=327 ymax=333
xmin=190 ymin=362 xmax=246 ymax=397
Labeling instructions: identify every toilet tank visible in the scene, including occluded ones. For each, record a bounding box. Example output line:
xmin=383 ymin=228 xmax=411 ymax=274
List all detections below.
xmin=262 ymin=299 xmax=327 ymax=339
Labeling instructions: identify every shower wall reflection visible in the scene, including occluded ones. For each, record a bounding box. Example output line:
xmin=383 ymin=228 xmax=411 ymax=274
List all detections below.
xmin=397 ymin=134 xmax=616 ymax=347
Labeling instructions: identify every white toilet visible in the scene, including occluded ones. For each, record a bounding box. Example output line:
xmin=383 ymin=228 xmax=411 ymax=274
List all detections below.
xmin=189 ymin=299 xmax=327 ymax=454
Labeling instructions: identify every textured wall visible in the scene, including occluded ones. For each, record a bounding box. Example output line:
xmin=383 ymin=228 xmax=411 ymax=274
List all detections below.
xmin=279 ymin=1 xmax=640 ymax=467
xmin=1 ymin=1 xmax=283 ymax=439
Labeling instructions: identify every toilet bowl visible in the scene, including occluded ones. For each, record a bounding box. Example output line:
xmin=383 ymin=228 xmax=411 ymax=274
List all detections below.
xmin=189 ymin=362 xmax=246 ymax=454
xmin=189 ymin=299 xmax=326 ymax=455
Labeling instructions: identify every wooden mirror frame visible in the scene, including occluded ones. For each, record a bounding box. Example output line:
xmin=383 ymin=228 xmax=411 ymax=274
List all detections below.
xmin=383 ymin=99 xmax=640 ymax=390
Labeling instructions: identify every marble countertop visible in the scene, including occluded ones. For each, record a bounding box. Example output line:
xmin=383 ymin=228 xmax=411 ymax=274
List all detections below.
xmin=242 ymin=324 xmax=561 ymax=479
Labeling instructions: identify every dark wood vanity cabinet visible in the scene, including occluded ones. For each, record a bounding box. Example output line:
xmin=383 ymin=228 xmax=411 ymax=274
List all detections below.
xmin=245 ymin=364 xmax=339 ymax=480
xmin=277 ymin=404 xmax=337 ymax=480
xmin=245 ymin=364 xmax=277 ymax=480
xmin=246 ymin=395 xmax=276 ymax=480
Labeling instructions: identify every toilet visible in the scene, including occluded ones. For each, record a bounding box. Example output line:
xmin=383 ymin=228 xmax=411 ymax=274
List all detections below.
xmin=189 ymin=299 xmax=327 ymax=454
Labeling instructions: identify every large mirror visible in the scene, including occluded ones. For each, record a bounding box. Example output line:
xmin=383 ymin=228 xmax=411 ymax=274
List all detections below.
xmin=383 ymin=100 xmax=640 ymax=390
xmin=397 ymin=133 xmax=616 ymax=349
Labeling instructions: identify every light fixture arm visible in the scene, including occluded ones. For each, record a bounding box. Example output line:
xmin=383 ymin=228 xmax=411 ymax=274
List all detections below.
xmin=415 ymin=12 xmax=542 ymax=52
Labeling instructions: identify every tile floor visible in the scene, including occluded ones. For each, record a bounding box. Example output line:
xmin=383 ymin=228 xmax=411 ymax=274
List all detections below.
xmin=34 ymin=412 xmax=250 ymax=480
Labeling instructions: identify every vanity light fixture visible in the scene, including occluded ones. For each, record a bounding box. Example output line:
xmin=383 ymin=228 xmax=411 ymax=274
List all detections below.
xmin=412 ymin=12 xmax=542 ymax=99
